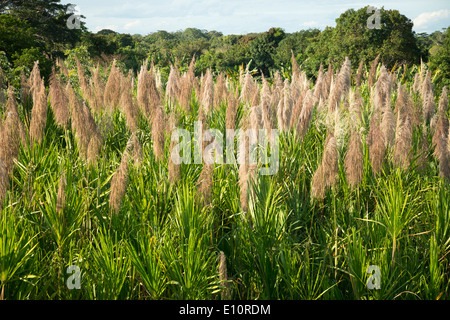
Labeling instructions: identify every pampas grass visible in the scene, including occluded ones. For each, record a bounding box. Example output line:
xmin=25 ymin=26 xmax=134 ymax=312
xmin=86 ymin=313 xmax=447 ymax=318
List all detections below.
xmin=152 ymin=105 xmax=165 ymax=162
xmin=367 ymin=110 xmax=386 ymax=174
xmin=355 ymin=60 xmax=364 ymax=87
xmin=345 ymin=129 xmax=364 ymax=188
xmin=393 ymin=116 xmax=413 ymax=169
xmin=104 ymin=60 xmax=122 ymax=110
xmin=201 ymin=69 xmax=214 ymax=115
xmin=380 ymin=105 xmax=396 ymax=148
xmin=0 ymin=158 xmax=9 ymax=207
xmin=311 ymin=133 xmax=339 ymax=199
xmin=49 ymin=69 xmax=70 ymax=129
xmin=109 ymin=150 xmax=130 ymax=214
xmin=29 ymin=79 xmax=48 ymax=145
xmin=368 ymin=54 xmax=380 ymax=89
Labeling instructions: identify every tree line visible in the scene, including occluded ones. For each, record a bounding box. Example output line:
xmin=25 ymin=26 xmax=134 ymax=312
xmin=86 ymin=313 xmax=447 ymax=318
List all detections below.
xmin=0 ymin=1 xmax=449 ymax=93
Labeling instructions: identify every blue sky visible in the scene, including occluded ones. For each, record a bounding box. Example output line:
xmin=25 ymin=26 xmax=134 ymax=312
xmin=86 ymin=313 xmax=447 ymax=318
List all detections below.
xmin=64 ymin=0 xmax=450 ymax=35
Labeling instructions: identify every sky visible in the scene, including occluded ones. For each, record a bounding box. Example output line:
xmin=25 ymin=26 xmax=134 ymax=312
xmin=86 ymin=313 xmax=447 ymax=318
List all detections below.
xmin=63 ymin=0 xmax=450 ymax=35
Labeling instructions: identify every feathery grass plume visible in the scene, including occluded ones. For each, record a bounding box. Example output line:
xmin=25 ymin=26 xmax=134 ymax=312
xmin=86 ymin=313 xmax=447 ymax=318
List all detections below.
xmin=438 ymin=148 xmax=450 ymax=182
xmin=422 ymin=94 xmax=436 ymax=124
xmin=168 ymin=137 xmax=181 ymax=185
xmin=282 ymin=80 xmax=293 ymax=130
xmin=421 ymin=71 xmax=436 ymax=123
xmin=367 ymin=110 xmax=386 ymax=174
xmin=273 ymin=71 xmax=284 ymax=91
xmin=355 ymin=60 xmax=364 ymax=87
xmin=276 ymin=95 xmax=286 ymax=132
xmin=86 ymin=134 xmax=102 ymax=166
xmin=437 ymin=86 xmax=448 ymax=115
xmin=327 ymin=79 xmax=339 ymax=112
xmin=345 ymin=129 xmax=364 ymax=188
xmin=290 ymin=73 xmax=302 ymax=103
xmin=368 ymin=53 xmax=380 ymax=90
xmin=136 ymin=61 xmax=150 ymax=116
xmin=196 ymin=112 xmax=214 ymax=206
xmin=178 ymin=75 xmax=193 ymax=113
xmin=324 ymin=62 xmax=333 ymax=98
xmin=260 ymin=75 xmax=272 ymax=107
xmin=250 ymin=88 xmax=260 ymax=107
xmin=5 ymin=85 xmax=27 ymax=147
xmin=109 ymin=150 xmax=130 ymax=214
xmin=333 ymin=108 xmax=348 ymax=152
xmin=20 ymin=69 xmax=31 ymax=103
xmin=218 ymin=251 xmax=231 ymax=300
xmin=393 ymin=116 xmax=413 ymax=169
xmin=29 ymin=79 xmax=48 ymax=145
xmin=166 ymin=64 xmax=180 ymax=108
xmin=196 ymin=161 xmax=214 ymax=207
xmin=120 ymin=75 xmax=140 ymax=133
xmin=29 ymin=61 xmax=42 ymax=103
xmin=380 ymin=106 xmax=396 ymax=148
xmin=240 ymin=71 xmax=256 ymax=105
xmin=152 ymin=105 xmax=165 ymax=162
xmin=348 ymin=88 xmax=363 ymax=126
xmin=338 ymin=57 xmax=352 ymax=96
xmin=66 ymin=82 xmax=86 ymax=152
xmin=226 ymin=89 xmax=238 ymax=131
xmin=421 ymin=70 xmax=433 ymax=101
xmin=417 ymin=127 xmax=429 ymax=172
xmin=148 ymin=63 xmax=161 ymax=117
xmin=260 ymin=95 xmax=274 ymax=144
xmin=178 ymin=61 xmax=195 ymax=113
xmin=90 ymin=64 xmax=105 ymax=113
xmin=432 ymin=115 xmax=449 ymax=160
xmin=201 ymin=69 xmax=214 ymax=115
xmin=311 ymin=133 xmax=339 ymax=199
xmin=49 ymin=69 xmax=70 ymax=129
xmin=394 ymin=83 xmax=405 ymax=116
xmin=296 ymin=89 xmax=314 ymax=138
xmin=289 ymin=88 xmax=305 ymax=130
xmin=373 ymin=65 xmax=391 ymax=112
xmin=1 ymin=116 xmax=21 ymax=176
xmin=76 ymin=57 xmax=90 ymax=98
xmin=213 ymin=72 xmax=228 ymax=110
xmin=56 ymin=174 xmax=66 ymax=215
xmin=412 ymin=72 xmax=420 ymax=92
xmin=327 ymin=57 xmax=351 ymax=112
xmin=237 ymin=109 xmax=255 ymax=212
xmin=167 ymin=113 xmax=180 ymax=184
xmin=0 ymin=120 xmax=12 ymax=175
xmin=313 ymin=63 xmax=325 ymax=105
xmin=104 ymin=60 xmax=121 ymax=111
xmin=0 ymin=158 xmax=9 ymax=208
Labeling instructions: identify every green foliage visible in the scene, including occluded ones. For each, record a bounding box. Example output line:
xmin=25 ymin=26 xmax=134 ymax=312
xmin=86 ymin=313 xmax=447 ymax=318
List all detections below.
xmin=303 ymin=7 xmax=422 ymax=77
xmin=429 ymin=27 xmax=450 ymax=94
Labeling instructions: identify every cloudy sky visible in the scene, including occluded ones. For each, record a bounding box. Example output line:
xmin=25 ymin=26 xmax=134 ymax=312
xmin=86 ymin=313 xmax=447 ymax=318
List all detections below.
xmin=63 ymin=0 xmax=450 ymax=35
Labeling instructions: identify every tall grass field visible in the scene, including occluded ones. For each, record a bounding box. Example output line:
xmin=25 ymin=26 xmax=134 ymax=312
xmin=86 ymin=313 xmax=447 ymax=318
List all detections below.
xmin=0 ymin=54 xmax=449 ymax=300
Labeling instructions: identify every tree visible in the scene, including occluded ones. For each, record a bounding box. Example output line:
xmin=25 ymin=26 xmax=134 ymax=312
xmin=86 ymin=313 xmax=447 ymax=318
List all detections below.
xmin=249 ymin=27 xmax=286 ymax=76
xmin=304 ymin=7 xmax=422 ymax=73
xmin=274 ymin=29 xmax=320 ymax=72
xmin=429 ymin=27 xmax=450 ymax=95
xmin=1 ymin=0 xmax=83 ymax=54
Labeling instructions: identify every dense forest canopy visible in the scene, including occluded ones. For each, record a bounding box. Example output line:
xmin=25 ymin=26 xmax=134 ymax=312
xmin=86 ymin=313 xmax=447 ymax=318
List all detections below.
xmin=0 ymin=1 xmax=449 ymax=91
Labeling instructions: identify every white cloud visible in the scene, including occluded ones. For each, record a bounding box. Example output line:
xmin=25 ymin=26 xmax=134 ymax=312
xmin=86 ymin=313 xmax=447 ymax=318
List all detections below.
xmin=413 ymin=9 xmax=450 ymax=28
xmin=94 ymin=24 xmax=119 ymax=32
xmin=302 ymin=21 xmax=318 ymax=27
xmin=124 ymin=19 xmax=141 ymax=30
